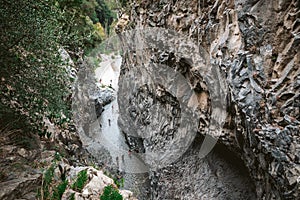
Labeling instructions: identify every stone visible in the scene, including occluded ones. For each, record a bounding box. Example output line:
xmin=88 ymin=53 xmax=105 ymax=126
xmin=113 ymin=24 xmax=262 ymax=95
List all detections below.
xmin=117 ymin=0 xmax=300 ymax=198
xmin=17 ymin=148 xmax=27 ymax=158
xmin=0 ymin=174 xmax=41 ymax=200
xmin=63 ymin=167 xmax=126 ymax=200
xmin=119 ymin=189 xmax=137 ymax=200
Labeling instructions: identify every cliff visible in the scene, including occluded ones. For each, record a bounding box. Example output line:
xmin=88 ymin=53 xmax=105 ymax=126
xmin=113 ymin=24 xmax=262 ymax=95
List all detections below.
xmin=117 ymin=0 xmax=300 ymax=199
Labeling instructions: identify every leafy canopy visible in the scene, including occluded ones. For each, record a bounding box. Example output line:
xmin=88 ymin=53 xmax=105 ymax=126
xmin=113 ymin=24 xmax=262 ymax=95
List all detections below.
xmin=0 ymin=0 xmax=115 ymax=135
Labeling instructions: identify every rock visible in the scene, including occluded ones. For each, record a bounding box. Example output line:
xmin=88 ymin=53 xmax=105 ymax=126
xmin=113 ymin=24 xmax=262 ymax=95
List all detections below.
xmin=63 ymin=167 xmax=133 ymax=200
xmin=119 ymin=189 xmax=137 ymax=200
xmin=17 ymin=148 xmax=27 ymax=158
xmin=115 ymin=14 xmax=130 ymax=33
xmin=117 ymin=0 xmax=300 ymax=199
xmin=92 ymin=87 xmax=115 ymax=118
xmin=0 ymin=174 xmax=41 ymax=200
xmin=92 ymin=87 xmax=115 ymax=105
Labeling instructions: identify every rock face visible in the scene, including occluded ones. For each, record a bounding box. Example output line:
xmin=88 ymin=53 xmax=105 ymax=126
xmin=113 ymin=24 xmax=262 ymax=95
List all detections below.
xmin=62 ymin=166 xmax=136 ymax=200
xmin=0 ymin=174 xmax=41 ymax=200
xmin=72 ymin=60 xmax=116 ymax=138
xmin=117 ymin=0 xmax=300 ymax=199
xmin=93 ymin=87 xmax=115 ymax=118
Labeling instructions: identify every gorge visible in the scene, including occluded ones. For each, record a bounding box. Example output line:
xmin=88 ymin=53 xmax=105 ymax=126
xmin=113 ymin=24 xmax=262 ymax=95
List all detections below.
xmin=85 ymin=0 xmax=299 ymax=199
xmin=0 ymin=0 xmax=299 ymax=199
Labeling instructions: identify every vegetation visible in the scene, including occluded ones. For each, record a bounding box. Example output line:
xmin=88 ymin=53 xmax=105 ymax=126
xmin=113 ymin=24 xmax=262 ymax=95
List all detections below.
xmin=71 ymin=169 xmax=88 ymax=191
xmin=40 ymin=164 xmax=56 ymax=199
xmin=70 ymin=193 xmax=75 ymax=200
xmin=0 ymin=0 xmax=125 ymax=199
xmin=113 ymin=177 xmax=124 ymax=188
xmin=38 ymin=163 xmax=69 ymax=200
xmin=0 ymin=0 xmax=116 ymax=138
xmin=38 ymin=159 xmax=90 ymax=200
xmin=100 ymin=185 xmax=123 ymax=200
xmin=51 ymin=180 xmax=68 ymax=200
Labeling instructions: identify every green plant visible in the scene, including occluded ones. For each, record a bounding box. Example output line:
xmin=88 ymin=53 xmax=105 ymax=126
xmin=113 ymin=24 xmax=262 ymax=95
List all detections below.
xmin=54 ymin=152 xmax=62 ymax=162
xmin=113 ymin=177 xmax=124 ymax=188
xmin=70 ymin=193 xmax=75 ymax=200
xmin=41 ymin=164 xmax=55 ymax=199
xmin=0 ymin=0 xmax=74 ymax=136
xmin=0 ymin=0 xmax=117 ymax=140
xmin=271 ymin=53 xmax=278 ymax=62
xmin=100 ymin=185 xmax=122 ymax=200
xmin=72 ymin=169 xmax=88 ymax=191
xmin=51 ymin=180 xmax=68 ymax=200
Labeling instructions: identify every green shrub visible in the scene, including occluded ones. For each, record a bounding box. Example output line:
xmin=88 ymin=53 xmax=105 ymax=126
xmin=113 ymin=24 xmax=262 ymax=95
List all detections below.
xmin=100 ymin=185 xmax=122 ymax=200
xmin=51 ymin=180 xmax=68 ymax=200
xmin=113 ymin=177 xmax=124 ymax=188
xmin=54 ymin=152 xmax=62 ymax=162
xmin=42 ymin=164 xmax=55 ymax=199
xmin=72 ymin=169 xmax=88 ymax=191
xmin=0 ymin=0 xmax=116 ymax=139
xmin=70 ymin=193 xmax=75 ymax=200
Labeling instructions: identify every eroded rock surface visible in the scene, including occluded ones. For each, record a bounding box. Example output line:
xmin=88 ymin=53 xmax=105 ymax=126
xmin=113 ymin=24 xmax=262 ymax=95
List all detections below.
xmin=117 ymin=0 xmax=300 ymax=199
xmin=62 ymin=166 xmax=136 ymax=200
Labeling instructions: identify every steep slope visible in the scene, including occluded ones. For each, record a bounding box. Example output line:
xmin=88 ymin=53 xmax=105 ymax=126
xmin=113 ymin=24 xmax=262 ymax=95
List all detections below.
xmin=116 ymin=0 xmax=300 ymax=199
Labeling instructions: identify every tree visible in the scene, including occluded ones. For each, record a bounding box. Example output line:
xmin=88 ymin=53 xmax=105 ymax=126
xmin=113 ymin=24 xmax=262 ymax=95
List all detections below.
xmin=0 ymin=0 xmax=116 ymax=135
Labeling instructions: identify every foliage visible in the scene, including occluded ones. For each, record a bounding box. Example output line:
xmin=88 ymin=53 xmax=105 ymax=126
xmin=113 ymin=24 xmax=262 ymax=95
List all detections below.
xmin=72 ymin=169 xmax=88 ymax=191
xmin=0 ymin=0 xmax=116 ymax=137
xmin=82 ymin=0 xmax=99 ymax=23
xmin=0 ymin=0 xmax=75 ymax=136
xmin=51 ymin=180 xmax=69 ymax=200
xmin=94 ymin=22 xmax=107 ymax=39
xmin=41 ymin=164 xmax=56 ymax=199
xmin=119 ymin=0 xmax=128 ymax=7
xmin=70 ymin=193 xmax=75 ymax=200
xmin=100 ymin=185 xmax=123 ymax=200
xmin=38 ymin=161 xmax=69 ymax=200
xmin=113 ymin=177 xmax=124 ymax=188
xmin=54 ymin=152 xmax=62 ymax=162
xmin=95 ymin=0 xmax=116 ymax=35
xmin=57 ymin=0 xmax=103 ymax=54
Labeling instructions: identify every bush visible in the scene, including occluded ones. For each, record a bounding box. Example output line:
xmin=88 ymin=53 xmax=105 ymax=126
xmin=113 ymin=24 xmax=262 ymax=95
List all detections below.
xmin=100 ymin=185 xmax=122 ymax=200
xmin=51 ymin=180 xmax=68 ymax=200
xmin=41 ymin=164 xmax=55 ymax=199
xmin=0 ymin=0 xmax=117 ymax=139
xmin=113 ymin=177 xmax=124 ymax=188
xmin=0 ymin=0 xmax=74 ymax=136
xmin=72 ymin=169 xmax=88 ymax=191
xmin=70 ymin=193 xmax=75 ymax=200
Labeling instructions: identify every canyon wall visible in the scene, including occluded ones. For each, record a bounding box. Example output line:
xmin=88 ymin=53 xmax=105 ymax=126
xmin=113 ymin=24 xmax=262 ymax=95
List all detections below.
xmin=117 ymin=0 xmax=299 ymax=199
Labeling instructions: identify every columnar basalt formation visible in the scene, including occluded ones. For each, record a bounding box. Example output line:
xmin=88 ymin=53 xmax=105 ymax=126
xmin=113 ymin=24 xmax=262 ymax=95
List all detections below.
xmin=117 ymin=0 xmax=300 ymax=199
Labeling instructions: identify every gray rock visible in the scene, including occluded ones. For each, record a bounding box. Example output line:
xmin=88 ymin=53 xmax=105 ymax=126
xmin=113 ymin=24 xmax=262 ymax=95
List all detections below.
xmin=0 ymin=174 xmax=41 ymax=200
xmin=117 ymin=0 xmax=300 ymax=198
